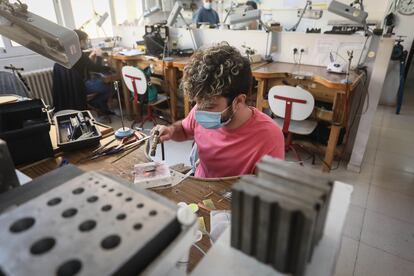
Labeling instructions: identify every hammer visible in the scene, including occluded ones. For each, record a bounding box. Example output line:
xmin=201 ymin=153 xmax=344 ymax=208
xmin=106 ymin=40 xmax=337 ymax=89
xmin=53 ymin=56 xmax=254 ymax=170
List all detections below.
xmin=150 ymin=130 xmax=160 ymax=157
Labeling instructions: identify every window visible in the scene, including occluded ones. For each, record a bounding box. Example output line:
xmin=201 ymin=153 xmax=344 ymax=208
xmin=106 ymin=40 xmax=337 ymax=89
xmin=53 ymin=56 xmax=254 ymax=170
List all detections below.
xmin=71 ymin=0 xmax=113 ymax=38
xmin=21 ymin=0 xmax=58 ymax=23
xmin=10 ymin=0 xmax=58 ymax=47
xmin=114 ymin=0 xmax=129 ymax=25
xmin=113 ymin=0 xmax=143 ymax=25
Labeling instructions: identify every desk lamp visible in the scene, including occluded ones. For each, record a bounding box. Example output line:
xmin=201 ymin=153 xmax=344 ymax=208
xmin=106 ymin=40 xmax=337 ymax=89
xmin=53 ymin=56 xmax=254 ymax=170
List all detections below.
xmin=166 ymin=1 xmax=198 ymax=51
xmin=0 ymin=0 xmax=81 ymax=68
xmin=328 ymin=0 xmax=369 ymax=34
xmin=222 ymin=1 xmax=243 ymax=25
xmin=287 ymin=0 xmax=313 ymax=32
xmin=227 ymin=9 xmax=273 ymax=62
xmin=80 ymin=11 xmax=109 ymax=36
xmin=328 ymin=0 xmax=372 ymax=67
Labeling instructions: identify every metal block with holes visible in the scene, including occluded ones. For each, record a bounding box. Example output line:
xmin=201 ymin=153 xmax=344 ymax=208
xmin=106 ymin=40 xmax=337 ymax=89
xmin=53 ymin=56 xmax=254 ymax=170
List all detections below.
xmin=0 ymin=171 xmax=197 ymax=276
xmin=231 ymin=157 xmax=333 ymax=276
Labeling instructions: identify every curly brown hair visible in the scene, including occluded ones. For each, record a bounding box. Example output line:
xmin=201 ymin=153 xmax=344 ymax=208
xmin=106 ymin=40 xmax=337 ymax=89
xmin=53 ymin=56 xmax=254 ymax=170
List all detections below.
xmin=182 ymin=44 xmax=251 ymax=107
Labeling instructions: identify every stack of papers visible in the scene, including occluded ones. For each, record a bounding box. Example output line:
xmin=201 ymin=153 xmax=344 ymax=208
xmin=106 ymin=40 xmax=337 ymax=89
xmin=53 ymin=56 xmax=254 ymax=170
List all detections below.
xmin=119 ymin=49 xmax=144 ymax=56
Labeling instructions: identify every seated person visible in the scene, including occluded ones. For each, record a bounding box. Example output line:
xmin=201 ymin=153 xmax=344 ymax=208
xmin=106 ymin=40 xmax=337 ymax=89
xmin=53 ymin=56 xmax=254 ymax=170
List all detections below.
xmin=245 ymin=1 xmax=259 ymax=30
xmin=246 ymin=1 xmax=258 ymax=10
xmin=153 ymin=44 xmax=284 ymax=178
xmin=193 ymin=0 xmax=220 ymax=26
xmin=73 ymin=29 xmax=113 ymax=114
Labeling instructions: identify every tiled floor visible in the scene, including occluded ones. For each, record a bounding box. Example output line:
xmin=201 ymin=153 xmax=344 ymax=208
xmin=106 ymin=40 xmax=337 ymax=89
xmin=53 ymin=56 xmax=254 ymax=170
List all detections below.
xmin=102 ymin=74 xmax=414 ymax=276
xmin=333 ymin=79 xmax=414 ymax=276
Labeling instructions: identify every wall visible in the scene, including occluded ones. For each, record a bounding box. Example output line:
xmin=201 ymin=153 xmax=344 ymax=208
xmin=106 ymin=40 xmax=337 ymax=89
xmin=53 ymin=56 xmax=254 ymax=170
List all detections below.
xmin=272 ymin=32 xmax=368 ymax=68
xmin=114 ymin=24 xmax=368 ymax=68
xmin=112 ymin=25 xmax=146 ymax=49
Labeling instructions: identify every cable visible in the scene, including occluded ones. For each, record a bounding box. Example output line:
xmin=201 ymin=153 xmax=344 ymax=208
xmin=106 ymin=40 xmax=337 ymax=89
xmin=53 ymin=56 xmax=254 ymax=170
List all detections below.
xmin=293 ymin=52 xmax=298 ymax=64
xmin=298 ymin=51 xmax=303 ymax=65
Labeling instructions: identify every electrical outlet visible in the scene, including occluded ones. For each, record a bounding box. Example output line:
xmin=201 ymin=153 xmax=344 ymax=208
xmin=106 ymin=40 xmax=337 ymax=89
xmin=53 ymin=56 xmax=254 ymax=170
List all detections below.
xmin=297 ymin=9 xmax=323 ymax=19
xmin=291 ymin=46 xmax=308 ymax=55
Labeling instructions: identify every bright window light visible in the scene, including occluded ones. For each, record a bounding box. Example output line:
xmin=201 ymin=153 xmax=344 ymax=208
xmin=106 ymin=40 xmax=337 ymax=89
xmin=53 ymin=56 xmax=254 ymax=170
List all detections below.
xmin=113 ymin=0 xmax=144 ymax=25
xmin=71 ymin=0 xmax=113 ymax=38
xmin=114 ymin=0 xmax=129 ymax=25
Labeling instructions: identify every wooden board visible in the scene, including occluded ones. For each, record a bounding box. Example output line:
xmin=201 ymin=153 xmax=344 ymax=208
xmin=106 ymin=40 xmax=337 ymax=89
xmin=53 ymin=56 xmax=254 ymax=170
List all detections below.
xmin=0 ymin=95 xmax=19 ymax=105
xmin=252 ymin=62 xmax=364 ymax=91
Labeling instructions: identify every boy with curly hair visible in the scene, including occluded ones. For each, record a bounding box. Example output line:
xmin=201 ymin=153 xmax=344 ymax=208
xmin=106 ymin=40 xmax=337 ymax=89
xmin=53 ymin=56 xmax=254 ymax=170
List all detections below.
xmin=153 ymin=44 xmax=284 ymax=178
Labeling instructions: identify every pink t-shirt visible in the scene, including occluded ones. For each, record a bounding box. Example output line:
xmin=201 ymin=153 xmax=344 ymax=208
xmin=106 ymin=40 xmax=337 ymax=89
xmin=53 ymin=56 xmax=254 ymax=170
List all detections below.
xmin=182 ymin=107 xmax=285 ymax=178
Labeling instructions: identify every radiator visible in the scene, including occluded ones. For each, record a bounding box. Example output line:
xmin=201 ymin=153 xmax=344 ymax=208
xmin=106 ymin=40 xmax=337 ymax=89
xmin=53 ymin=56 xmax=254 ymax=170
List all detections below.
xmin=22 ymin=68 xmax=53 ymax=106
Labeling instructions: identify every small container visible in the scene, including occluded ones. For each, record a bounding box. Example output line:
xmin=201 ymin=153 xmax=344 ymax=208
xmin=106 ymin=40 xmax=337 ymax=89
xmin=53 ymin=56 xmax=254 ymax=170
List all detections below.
xmin=54 ymin=110 xmax=101 ymax=151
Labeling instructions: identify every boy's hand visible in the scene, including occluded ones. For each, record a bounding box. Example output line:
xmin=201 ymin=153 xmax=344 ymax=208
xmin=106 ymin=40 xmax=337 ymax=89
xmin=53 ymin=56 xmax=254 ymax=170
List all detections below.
xmin=152 ymin=125 xmax=173 ymax=142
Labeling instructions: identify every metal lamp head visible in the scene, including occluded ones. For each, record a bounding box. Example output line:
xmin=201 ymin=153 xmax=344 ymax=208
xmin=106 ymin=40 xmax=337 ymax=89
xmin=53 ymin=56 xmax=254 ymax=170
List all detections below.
xmin=96 ymin=12 xmax=109 ymax=27
xmin=226 ymin=9 xmax=261 ymax=25
xmin=0 ymin=1 xmax=81 ymax=68
xmin=166 ymin=1 xmax=183 ymax=27
xmin=328 ymin=0 xmax=368 ymax=24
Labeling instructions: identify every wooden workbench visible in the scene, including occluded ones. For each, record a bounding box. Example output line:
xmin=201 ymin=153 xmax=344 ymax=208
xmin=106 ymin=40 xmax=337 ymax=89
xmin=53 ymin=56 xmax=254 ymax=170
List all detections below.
xmin=252 ymin=62 xmax=365 ymax=172
xmin=111 ymin=54 xmax=191 ymax=123
xmin=18 ymin=135 xmax=236 ymax=272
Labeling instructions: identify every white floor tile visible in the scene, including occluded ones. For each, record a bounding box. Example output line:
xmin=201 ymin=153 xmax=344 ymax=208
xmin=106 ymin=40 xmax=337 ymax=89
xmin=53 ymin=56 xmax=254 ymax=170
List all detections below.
xmin=367 ymin=126 xmax=380 ymax=149
xmin=362 ymin=147 xmax=377 ymax=165
xmin=343 ymin=204 xmax=365 ymax=241
xmin=382 ymin=112 xmax=414 ymax=131
xmin=373 ymin=106 xmax=385 ymax=127
xmin=366 ymin=186 xmax=414 ymax=224
xmin=331 ymin=164 xmax=373 ymax=186
xmin=354 ymin=243 xmax=414 ymax=276
xmin=378 ymin=136 xmax=414 ymax=157
xmin=361 ymin=210 xmax=414 ymax=262
xmin=379 ymin=127 xmax=414 ymax=144
xmin=334 ymin=236 xmax=359 ymax=276
xmin=371 ymin=166 xmax=414 ymax=197
xmin=375 ymin=150 xmax=414 ymax=174
xmin=350 ymin=182 xmax=370 ymax=208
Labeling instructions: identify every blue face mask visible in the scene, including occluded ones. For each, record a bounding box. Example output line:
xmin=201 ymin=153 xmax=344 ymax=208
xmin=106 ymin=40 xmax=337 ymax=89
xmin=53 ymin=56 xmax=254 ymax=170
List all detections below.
xmin=203 ymin=2 xmax=212 ymax=10
xmin=195 ymin=105 xmax=233 ymax=129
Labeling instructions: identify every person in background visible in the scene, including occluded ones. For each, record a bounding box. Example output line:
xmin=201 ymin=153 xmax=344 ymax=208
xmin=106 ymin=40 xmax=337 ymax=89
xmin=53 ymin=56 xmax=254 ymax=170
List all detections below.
xmin=73 ymin=29 xmax=113 ymax=115
xmin=193 ymin=0 xmax=220 ymax=26
xmin=153 ymin=44 xmax=284 ymax=178
xmin=245 ymin=1 xmax=259 ymax=30
xmin=245 ymin=1 xmax=258 ymax=10
xmin=230 ymin=1 xmax=259 ymax=30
